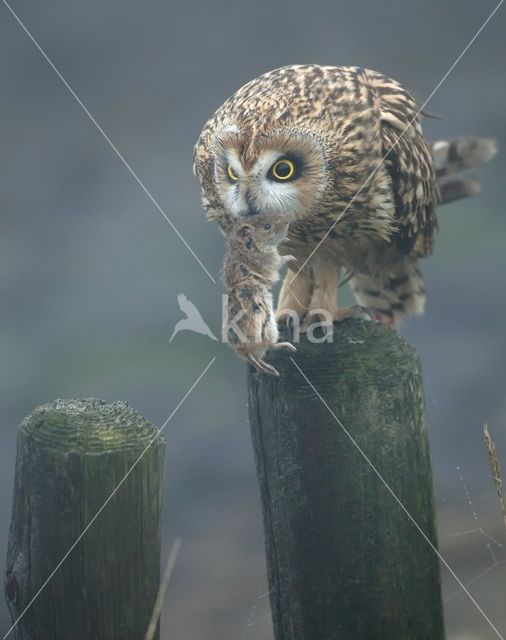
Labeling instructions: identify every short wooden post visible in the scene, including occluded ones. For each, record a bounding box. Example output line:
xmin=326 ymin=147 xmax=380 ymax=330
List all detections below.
xmin=247 ymin=319 xmax=445 ymax=639
xmin=5 ymin=398 xmax=165 ymax=640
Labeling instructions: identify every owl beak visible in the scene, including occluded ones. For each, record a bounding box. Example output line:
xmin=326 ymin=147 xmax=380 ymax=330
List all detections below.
xmin=245 ymin=191 xmax=261 ymax=216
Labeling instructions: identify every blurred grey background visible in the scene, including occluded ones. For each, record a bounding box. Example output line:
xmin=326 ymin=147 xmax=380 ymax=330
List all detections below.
xmin=0 ymin=1 xmax=505 ymax=638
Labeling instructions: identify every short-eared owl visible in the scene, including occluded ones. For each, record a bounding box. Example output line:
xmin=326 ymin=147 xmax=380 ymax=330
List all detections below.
xmin=194 ymin=65 xmax=496 ymax=326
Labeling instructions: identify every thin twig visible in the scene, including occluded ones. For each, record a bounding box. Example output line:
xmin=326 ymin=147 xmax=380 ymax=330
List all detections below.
xmin=144 ymin=537 xmax=182 ymax=640
xmin=483 ymin=424 xmax=506 ymax=530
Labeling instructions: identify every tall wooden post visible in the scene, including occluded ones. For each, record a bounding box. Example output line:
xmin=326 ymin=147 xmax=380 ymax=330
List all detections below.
xmin=247 ymin=319 xmax=445 ymax=639
xmin=5 ymin=398 xmax=165 ymax=640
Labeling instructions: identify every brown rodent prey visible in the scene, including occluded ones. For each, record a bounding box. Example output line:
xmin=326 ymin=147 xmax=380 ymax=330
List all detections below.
xmin=222 ymin=214 xmax=296 ymax=376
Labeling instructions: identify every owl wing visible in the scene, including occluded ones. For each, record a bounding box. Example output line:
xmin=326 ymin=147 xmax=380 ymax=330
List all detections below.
xmin=381 ymin=123 xmax=439 ymax=257
xmin=367 ymin=69 xmax=439 ymax=258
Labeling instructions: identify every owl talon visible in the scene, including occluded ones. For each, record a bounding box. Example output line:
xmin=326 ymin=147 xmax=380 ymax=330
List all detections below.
xmin=275 ymin=309 xmax=295 ymax=327
xmin=373 ymin=311 xmax=395 ymax=327
xmin=333 ymin=305 xmax=376 ymax=323
xmin=300 ymin=312 xmax=334 ymax=337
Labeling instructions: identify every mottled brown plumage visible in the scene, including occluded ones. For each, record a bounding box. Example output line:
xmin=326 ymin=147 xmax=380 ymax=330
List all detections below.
xmin=194 ymin=64 xmax=496 ymax=327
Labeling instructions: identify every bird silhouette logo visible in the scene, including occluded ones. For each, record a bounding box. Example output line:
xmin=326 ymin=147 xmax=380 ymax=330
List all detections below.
xmin=169 ymin=293 xmax=218 ymax=342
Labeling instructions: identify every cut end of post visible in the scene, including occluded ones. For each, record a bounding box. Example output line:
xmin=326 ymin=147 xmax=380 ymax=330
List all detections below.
xmin=249 ymin=317 xmax=419 ymax=386
xmin=20 ymin=398 xmax=162 ymax=454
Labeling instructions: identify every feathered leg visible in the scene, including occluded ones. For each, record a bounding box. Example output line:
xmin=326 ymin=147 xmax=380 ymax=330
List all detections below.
xmin=277 ymin=267 xmax=312 ymax=322
xmin=350 ymin=260 xmax=426 ymax=327
xmin=299 ymin=259 xmax=341 ymax=332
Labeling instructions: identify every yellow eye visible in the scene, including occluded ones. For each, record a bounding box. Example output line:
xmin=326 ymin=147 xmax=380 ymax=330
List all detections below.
xmin=227 ymin=164 xmax=239 ymax=182
xmin=271 ymin=158 xmax=296 ymax=181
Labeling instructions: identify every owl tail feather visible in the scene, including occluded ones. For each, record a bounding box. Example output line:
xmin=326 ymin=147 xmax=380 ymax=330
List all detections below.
xmin=432 ymin=136 xmax=497 ymax=206
xmin=350 ymin=261 xmax=426 ymax=328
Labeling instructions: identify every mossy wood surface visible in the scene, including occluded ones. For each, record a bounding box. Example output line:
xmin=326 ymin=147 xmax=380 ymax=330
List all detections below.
xmin=5 ymin=398 xmax=165 ymax=640
xmin=247 ymin=319 xmax=445 ymax=640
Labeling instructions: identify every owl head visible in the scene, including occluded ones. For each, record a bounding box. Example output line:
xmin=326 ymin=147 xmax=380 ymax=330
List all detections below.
xmin=195 ymin=65 xmax=382 ymax=236
xmin=195 ymin=122 xmax=331 ymax=234
xmin=217 ymin=127 xmax=328 ymax=217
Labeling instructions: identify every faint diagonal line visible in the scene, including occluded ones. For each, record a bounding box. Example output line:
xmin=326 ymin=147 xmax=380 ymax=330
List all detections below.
xmin=2 ymin=357 xmax=216 ymax=640
xmin=290 ymin=0 xmax=504 ymax=283
xmin=284 ymin=282 xmax=307 ymax=312
xmin=2 ymin=0 xmax=216 ymax=284
xmin=290 ymin=357 xmax=505 ymax=640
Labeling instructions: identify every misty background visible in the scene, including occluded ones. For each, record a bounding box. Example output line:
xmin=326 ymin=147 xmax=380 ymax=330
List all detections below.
xmin=0 ymin=1 xmax=505 ymax=638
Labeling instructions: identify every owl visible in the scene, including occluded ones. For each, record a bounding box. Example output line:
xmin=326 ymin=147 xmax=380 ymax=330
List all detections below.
xmin=194 ymin=65 xmax=496 ymax=327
